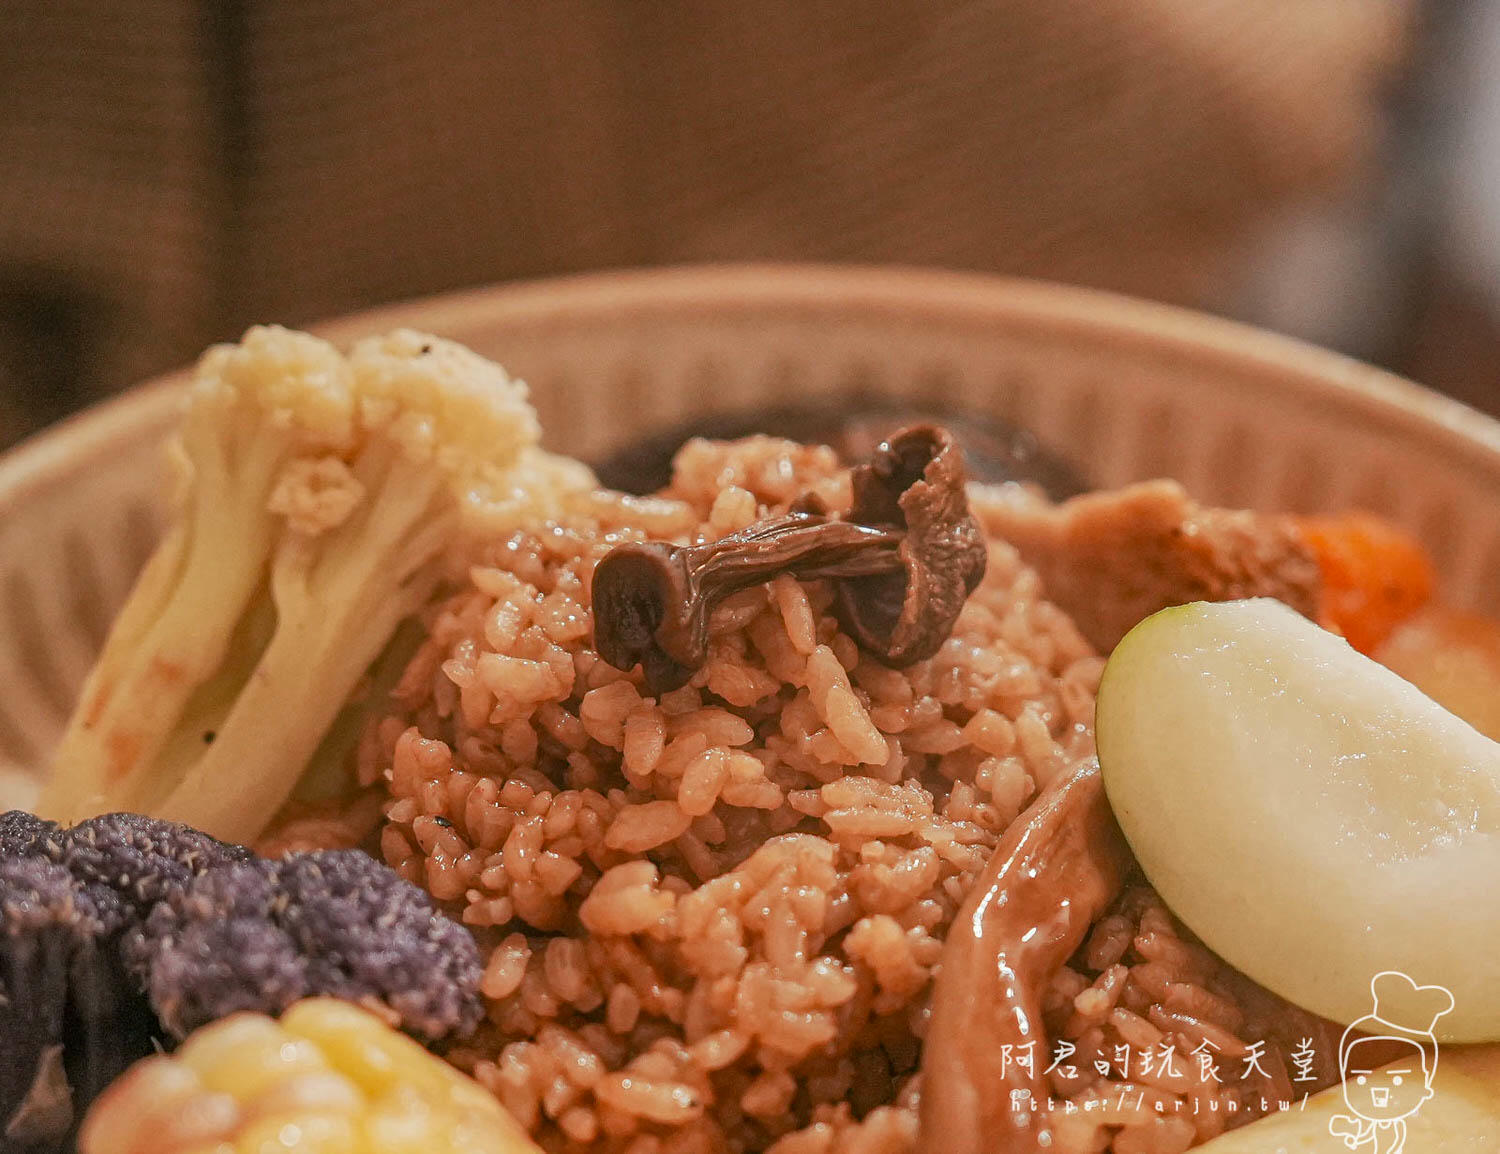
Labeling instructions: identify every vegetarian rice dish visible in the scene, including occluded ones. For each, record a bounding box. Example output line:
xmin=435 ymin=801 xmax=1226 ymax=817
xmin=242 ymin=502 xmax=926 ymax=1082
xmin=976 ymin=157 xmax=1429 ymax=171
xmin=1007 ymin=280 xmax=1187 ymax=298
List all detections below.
xmin=7 ymin=326 xmax=1499 ymax=1154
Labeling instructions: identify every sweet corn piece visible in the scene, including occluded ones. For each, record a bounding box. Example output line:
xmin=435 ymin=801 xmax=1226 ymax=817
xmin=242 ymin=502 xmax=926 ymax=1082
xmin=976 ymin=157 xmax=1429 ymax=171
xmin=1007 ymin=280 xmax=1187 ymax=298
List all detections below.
xmin=79 ymin=999 xmax=539 ymax=1154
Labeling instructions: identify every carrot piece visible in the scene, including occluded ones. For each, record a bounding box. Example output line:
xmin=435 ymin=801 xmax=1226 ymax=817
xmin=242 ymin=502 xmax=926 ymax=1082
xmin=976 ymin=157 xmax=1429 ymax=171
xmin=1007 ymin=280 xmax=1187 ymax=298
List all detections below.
xmin=1377 ymin=606 xmax=1500 ymax=740
xmin=1294 ymin=513 xmax=1436 ymax=654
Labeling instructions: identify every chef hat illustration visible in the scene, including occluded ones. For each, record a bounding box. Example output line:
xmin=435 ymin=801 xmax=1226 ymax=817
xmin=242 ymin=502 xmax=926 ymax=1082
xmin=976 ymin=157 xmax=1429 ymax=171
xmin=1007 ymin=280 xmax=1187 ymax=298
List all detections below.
xmin=1339 ymin=971 xmax=1455 ymax=1078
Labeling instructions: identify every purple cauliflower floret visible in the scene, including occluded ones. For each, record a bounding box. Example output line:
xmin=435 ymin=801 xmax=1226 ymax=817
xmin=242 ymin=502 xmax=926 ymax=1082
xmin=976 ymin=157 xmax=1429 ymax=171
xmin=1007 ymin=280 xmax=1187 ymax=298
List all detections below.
xmin=0 ymin=808 xmax=484 ymax=1142
xmin=0 ymin=857 xmax=155 ymax=1153
xmin=0 ymin=811 xmax=244 ymax=1150
xmin=47 ymin=812 xmax=251 ymax=930
xmin=0 ymin=810 xmax=57 ymax=857
xmin=1 ymin=858 xmax=87 ymax=1150
xmin=3 ymin=810 xmax=251 ymax=935
xmin=127 ymin=848 xmax=483 ymax=1043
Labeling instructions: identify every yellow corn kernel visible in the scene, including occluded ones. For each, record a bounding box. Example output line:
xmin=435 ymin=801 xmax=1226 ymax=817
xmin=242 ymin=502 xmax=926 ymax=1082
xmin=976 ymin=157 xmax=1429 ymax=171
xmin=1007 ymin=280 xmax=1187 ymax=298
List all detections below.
xmin=234 ymin=1114 xmax=358 ymax=1154
xmin=240 ymin=1072 xmax=363 ymax=1124
xmin=78 ymin=1055 xmax=241 ymax=1154
xmin=177 ymin=1012 xmax=326 ymax=1099
xmin=79 ymin=1000 xmax=540 ymax=1154
xmin=276 ymin=1000 xmax=427 ymax=1099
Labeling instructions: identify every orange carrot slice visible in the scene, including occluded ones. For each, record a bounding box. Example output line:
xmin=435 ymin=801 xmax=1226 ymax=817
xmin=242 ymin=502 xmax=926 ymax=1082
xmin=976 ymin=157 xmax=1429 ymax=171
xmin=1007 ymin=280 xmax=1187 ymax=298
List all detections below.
xmin=1294 ymin=513 xmax=1435 ymax=654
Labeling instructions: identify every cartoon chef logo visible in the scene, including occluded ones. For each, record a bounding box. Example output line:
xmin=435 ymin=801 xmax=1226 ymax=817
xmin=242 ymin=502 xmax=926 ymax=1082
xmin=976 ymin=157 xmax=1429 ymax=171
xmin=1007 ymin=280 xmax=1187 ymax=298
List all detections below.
xmin=1328 ymin=971 xmax=1454 ymax=1154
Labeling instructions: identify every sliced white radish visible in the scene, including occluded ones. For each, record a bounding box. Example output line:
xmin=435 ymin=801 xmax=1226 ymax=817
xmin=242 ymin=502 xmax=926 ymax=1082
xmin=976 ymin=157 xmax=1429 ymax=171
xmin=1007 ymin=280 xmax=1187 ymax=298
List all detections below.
xmin=1096 ymin=598 xmax=1500 ymax=1042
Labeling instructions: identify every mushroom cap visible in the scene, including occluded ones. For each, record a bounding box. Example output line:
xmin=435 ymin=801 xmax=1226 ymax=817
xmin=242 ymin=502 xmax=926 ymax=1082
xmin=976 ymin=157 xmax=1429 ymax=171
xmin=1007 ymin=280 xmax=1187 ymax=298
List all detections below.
xmin=590 ymin=424 xmax=986 ymax=691
xmin=835 ymin=425 xmax=987 ymax=664
xmin=590 ymin=540 xmax=699 ymax=693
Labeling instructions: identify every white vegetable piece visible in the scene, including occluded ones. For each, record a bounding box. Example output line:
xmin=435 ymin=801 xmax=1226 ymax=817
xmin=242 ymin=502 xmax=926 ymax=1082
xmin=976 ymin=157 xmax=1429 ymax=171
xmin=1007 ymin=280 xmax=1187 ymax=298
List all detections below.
xmin=1096 ymin=598 xmax=1500 ymax=1042
xmin=1194 ymin=1043 xmax=1500 ymax=1151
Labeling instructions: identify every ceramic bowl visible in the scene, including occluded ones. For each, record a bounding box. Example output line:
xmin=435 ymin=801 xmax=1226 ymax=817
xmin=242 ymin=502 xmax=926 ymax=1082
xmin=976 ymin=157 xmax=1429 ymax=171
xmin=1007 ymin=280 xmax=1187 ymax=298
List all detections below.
xmin=3 ymin=263 xmax=1498 ymax=800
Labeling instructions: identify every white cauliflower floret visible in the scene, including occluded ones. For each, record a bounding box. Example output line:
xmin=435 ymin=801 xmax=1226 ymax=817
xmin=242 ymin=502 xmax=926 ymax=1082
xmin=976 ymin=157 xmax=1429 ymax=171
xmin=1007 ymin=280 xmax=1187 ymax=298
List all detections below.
xmin=43 ymin=325 xmax=586 ymax=842
xmin=267 ymin=457 xmax=366 ymax=535
xmin=350 ymin=329 xmax=541 ymax=468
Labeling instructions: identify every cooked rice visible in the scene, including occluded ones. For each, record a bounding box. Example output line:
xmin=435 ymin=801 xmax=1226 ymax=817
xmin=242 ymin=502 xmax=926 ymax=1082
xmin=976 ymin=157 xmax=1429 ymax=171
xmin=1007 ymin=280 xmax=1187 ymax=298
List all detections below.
xmin=361 ymin=436 xmax=1328 ymax=1153
xmin=1037 ymin=885 xmax=1342 ymax=1153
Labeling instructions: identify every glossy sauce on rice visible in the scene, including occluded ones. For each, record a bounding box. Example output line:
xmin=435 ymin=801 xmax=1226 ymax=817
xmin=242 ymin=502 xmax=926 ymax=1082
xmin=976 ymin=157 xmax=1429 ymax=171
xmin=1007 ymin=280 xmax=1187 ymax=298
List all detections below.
xmin=360 ymin=436 xmax=1331 ymax=1153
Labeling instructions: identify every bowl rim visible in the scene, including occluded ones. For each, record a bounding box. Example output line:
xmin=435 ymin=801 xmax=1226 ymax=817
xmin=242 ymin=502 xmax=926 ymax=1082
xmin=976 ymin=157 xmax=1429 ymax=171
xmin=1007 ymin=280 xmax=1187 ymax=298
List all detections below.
xmin=4 ymin=262 xmax=1499 ymax=505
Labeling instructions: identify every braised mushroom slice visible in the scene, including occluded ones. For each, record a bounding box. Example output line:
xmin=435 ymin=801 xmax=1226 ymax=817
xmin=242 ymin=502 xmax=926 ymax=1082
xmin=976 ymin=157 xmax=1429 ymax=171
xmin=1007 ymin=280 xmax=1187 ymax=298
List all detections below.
xmin=592 ymin=424 xmax=988 ymax=693
xmin=919 ymin=760 xmax=1133 ymax=1154
xmin=592 ymin=516 xmax=906 ymax=693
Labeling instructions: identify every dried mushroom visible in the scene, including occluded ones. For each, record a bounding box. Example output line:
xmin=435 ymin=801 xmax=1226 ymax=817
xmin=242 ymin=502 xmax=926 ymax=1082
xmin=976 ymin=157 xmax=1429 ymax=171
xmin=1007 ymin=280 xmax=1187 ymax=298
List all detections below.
xmin=833 ymin=423 xmax=988 ymax=663
xmin=592 ymin=424 xmax=987 ymax=692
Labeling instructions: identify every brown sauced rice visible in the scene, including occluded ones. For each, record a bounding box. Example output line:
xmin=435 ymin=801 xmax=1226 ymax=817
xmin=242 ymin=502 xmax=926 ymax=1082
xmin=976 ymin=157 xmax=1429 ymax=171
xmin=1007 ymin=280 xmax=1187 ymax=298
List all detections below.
xmin=357 ymin=436 xmax=1336 ymax=1154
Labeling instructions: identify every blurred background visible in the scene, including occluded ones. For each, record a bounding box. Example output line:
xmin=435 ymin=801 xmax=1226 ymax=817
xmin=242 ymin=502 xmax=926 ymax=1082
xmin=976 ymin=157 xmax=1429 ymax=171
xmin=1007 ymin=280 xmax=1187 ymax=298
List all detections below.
xmin=0 ymin=0 xmax=1493 ymax=446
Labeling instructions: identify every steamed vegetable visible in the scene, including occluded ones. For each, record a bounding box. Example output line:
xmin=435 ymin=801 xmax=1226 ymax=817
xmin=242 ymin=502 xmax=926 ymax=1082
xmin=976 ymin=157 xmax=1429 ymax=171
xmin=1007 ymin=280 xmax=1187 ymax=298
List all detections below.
xmin=1096 ymin=599 xmax=1500 ymax=1042
xmin=0 ymin=812 xmax=247 ymax=1151
xmin=1296 ymin=511 xmax=1435 ymax=654
xmin=1377 ymin=605 xmax=1500 ymax=741
xmin=79 ymin=998 xmax=540 ymax=1154
xmin=125 ymin=847 xmax=483 ymax=1042
xmin=0 ymin=809 xmax=484 ymax=1145
xmin=41 ymin=326 xmax=587 ymax=843
xmin=1 ymin=858 xmax=150 ymax=1153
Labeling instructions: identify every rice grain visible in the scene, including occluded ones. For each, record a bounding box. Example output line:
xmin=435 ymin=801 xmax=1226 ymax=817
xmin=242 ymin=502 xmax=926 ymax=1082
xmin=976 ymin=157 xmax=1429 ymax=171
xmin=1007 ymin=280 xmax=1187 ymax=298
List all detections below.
xmin=365 ymin=439 xmax=1324 ymax=1154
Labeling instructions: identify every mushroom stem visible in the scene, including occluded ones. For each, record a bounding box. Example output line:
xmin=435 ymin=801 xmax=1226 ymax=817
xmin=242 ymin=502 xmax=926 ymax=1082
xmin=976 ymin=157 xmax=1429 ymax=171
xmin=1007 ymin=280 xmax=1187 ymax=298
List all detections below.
xmin=592 ymin=515 xmax=904 ymax=693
